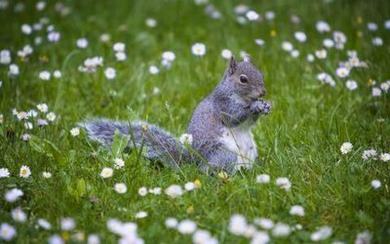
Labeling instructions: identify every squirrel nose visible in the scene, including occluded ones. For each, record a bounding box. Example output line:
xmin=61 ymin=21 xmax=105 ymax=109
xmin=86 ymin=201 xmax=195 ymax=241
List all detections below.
xmin=257 ymin=89 xmax=266 ymax=97
xmin=260 ymin=89 xmax=266 ymax=97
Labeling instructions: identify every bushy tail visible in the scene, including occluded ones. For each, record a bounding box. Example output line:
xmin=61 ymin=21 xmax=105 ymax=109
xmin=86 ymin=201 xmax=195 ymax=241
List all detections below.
xmin=79 ymin=119 xmax=192 ymax=168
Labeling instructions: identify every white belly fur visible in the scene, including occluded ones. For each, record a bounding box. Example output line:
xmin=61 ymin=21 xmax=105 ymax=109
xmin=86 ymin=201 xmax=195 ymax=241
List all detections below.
xmin=219 ymin=123 xmax=258 ymax=170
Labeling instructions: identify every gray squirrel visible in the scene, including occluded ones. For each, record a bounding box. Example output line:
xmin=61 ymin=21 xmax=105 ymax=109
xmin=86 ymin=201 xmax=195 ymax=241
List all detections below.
xmin=80 ymin=56 xmax=271 ymax=174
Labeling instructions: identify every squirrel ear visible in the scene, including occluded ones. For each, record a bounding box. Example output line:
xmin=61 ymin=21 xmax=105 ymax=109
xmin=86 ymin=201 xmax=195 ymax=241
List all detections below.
xmin=243 ymin=54 xmax=251 ymax=63
xmin=228 ymin=56 xmax=237 ymax=75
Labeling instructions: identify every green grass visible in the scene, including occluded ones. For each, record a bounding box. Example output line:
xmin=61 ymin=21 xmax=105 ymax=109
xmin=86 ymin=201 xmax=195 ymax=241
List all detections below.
xmin=1 ymin=0 xmax=390 ymax=243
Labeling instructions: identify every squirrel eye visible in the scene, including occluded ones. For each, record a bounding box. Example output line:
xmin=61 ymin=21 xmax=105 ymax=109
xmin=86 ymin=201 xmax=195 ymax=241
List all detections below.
xmin=239 ymin=74 xmax=248 ymax=83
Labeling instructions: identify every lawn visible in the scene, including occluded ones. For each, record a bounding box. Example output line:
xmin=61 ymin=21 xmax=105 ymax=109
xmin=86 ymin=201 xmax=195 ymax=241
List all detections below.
xmin=0 ymin=0 xmax=389 ymax=243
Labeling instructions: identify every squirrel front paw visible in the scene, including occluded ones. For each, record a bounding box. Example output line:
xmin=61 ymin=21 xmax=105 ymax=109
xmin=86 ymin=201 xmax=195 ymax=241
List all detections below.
xmin=250 ymin=100 xmax=271 ymax=115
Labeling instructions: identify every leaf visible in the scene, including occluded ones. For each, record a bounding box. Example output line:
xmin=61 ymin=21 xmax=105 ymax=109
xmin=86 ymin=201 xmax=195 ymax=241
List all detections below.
xmin=28 ymin=135 xmax=66 ymax=164
xmin=111 ymin=129 xmax=129 ymax=158
xmin=67 ymin=178 xmax=86 ymax=200
xmin=76 ymin=179 xmax=86 ymax=198
xmin=28 ymin=135 xmax=46 ymax=154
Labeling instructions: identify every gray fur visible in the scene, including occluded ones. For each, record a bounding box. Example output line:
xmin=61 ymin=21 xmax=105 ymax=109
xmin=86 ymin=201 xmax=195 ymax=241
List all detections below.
xmin=80 ymin=56 xmax=270 ymax=174
xmin=187 ymin=56 xmax=269 ymax=173
xmin=79 ymin=119 xmax=192 ymax=169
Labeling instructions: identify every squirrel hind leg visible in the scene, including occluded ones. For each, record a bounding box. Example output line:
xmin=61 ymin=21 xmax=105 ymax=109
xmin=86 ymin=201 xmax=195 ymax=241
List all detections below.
xmin=206 ymin=148 xmax=238 ymax=174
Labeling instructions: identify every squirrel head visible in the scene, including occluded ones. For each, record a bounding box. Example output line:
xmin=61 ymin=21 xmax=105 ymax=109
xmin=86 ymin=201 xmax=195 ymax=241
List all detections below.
xmin=222 ymin=55 xmax=266 ymax=101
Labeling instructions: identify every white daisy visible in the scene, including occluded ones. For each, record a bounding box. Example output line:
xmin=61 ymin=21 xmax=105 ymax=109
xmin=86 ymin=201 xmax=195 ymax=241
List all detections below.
xmin=100 ymin=167 xmax=113 ymax=178
xmin=37 ymin=103 xmax=48 ymax=113
xmin=53 ymin=70 xmax=62 ymax=78
xmin=21 ymin=24 xmax=32 ymax=35
xmin=37 ymin=218 xmax=51 ymax=230
xmin=4 ymin=188 xmax=24 ymax=202
xmin=315 ymin=49 xmax=327 ymax=59
xmin=42 ymin=171 xmax=52 ymax=178
xmin=272 ymin=223 xmax=291 ymax=237
xmin=135 ymin=211 xmax=148 ymax=219
xmin=145 ymin=18 xmax=157 ymax=28
xmin=255 ymin=39 xmax=265 ymax=46
xmin=104 ymin=67 xmax=116 ymax=80
xmin=164 ymin=184 xmax=183 ymax=198
xmin=251 ymin=231 xmax=270 ymax=244
xmin=87 ymin=234 xmax=100 ymax=244
xmin=372 ymin=37 xmax=383 ymax=46
xmin=61 ymin=217 xmax=76 ymax=231
xmin=100 ymin=33 xmax=111 ymax=43
xmin=193 ymin=229 xmax=216 ymax=244
xmin=371 ymin=179 xmax=381 ymax=189
xmin=345 ymin=80 xmax=358 ymax=90
xmin=70 ymin=127 xmax=80 ymax=137
xmin=24 ymin=122 xmax=33 ymax=130
xmin=114 ymin=158 xmax=125 ymax=169
xmin=254 ymin=218 xmax=274 ymax=230
xmin=355 ymin=231 xmax=372 ymax=244
xmin=316 ymin=20 xmax=331 ymax=33
xmin=372 ymin=87 xmax=382 ymax=97
xmin=306 ymin=54 xmax=315 ymax=62
xmin=256 ymin=174 xmax=270 ymax=184
xmin=294 ymin=31 xmax=307 ymax=42
xmin=149 ymin=65 xmax=159 ymax=75
xmin=162 ymin=51 xmax=176 ymax=62
xmin=246 ymin=10 xmax=260 ymax=21
xmin=115 ymin=52 xmax=127 ymax=61
xmin=76 ymin=38 xmax=88 ymax=49
xmin=114 ymin=183 xmax=127 ymax=194
xmin=19 ymin=165 xmax=31 ymax=178
xmin=0 ymin=168 xmax=10 ymax=178
xmin=323 ymin=38 xmax=334 ymax=48
xmin=379 ymin=153 xmax=390 ymax=162
xmin=336 ymin=67 xmax=350 ymax=78
xmin=385 ymin=20 xmax=390 ymax=29
xmin=380 ymin=81 xmax=390 ymax=92
xmin=0 ymin=49 xmax=11 ymax=64
xmin=177 ymin=219 xmax=197 ymax=234
xmin=21 ymin=134 xmax=31 ymax=141
xmin=179 ymin=133 xmax=193 ymax=145
xmin=16 ymin=111 xmax=28 ymax=120
xmin=48 ymin=234 xmax=64 ymax=244
xmin=46 ymin=112 xmax=56 ymax=122
xmin=228 ymin=214 xmax=247 ymax=236
xmin=290 ymin=50 xmax=300 ymax=58
xmin=11 ymin=207 xmax=27 ymax=223
xmin=265 ymin=11 xmax=275 ymax=20
xmin=221 ymin=49 xmax=232 ymax=59
xmin=191 ymin=43 xmax=206 ymax=56
xmin=47 ymin=31 xmax=61 ymax=42
xmin=0 ymin=223 xmax=16 ymax=241
xmin=165 ymin=217 xmax=178 ymax=229
xmin=8 ymin=64 xmax=20 ymax=76
xmin=35 ymin=119 xmax=45 ymax=127
xmin=340 ymin=142 xmax=353 ymax=154
xmin=281 ymin=41 xmax=293 ymax=52
xmin=138 ymin=187 xmax=148 ymax=196
xmin=362 ymin=149 xmax=377 ymax=160
xmin=149 ymin=187 xmax=161 ymax=195
xmin=367 ymin=22 xmax=378 ymax=31
xmin=113 ymin=42 xmax=125 ymax=52
xmin=275 ymin=177 xmax=292 ymax=191
xmin=289 ymin=205 xmax=305 ymax=216
xmin=333 ymin=31 xmax=347 ymax=47
xmin=184 ymin=182 xmax=196 ymax=191
xmin=310 ymin=226 xmax=333 ymax=241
